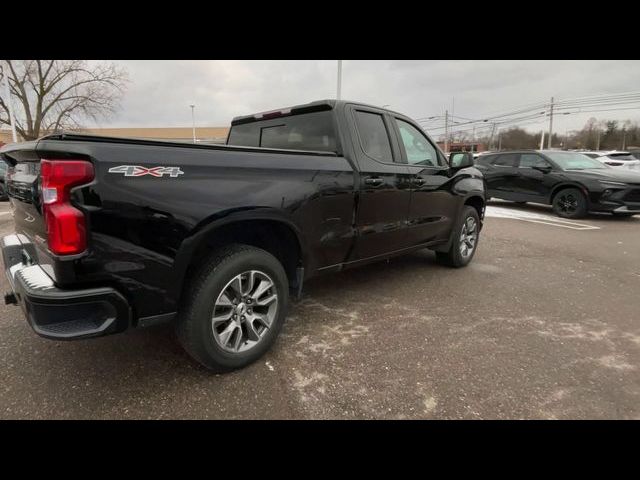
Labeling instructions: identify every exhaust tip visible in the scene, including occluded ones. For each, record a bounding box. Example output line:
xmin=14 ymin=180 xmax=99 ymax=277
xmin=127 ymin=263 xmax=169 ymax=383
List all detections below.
xmin=4 ymin=292 xmax=17 ymax=305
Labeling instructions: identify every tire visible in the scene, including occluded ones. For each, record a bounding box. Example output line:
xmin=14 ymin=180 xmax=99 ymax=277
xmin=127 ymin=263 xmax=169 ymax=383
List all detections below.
xmin=552 ymin=188 xmax=588 ymax=219
xmin=436 ymin=206 xmax=480 ymax=268
xmin=176 ymin=244 xmax=289 ymax=372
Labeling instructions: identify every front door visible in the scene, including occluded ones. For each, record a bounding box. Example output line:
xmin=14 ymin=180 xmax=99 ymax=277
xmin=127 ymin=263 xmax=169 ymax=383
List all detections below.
xmin=391 ymin=117 xmax=456 ymax=245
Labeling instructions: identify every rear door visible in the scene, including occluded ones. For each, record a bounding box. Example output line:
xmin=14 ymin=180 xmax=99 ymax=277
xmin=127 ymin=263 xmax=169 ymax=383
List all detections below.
xmin=515 ymin=153 xmax=555 ymax=201
xmin=346 ymin=106 xmax=413 ymax=260
xmin=477 ymin=153 xmax=520 ymax=199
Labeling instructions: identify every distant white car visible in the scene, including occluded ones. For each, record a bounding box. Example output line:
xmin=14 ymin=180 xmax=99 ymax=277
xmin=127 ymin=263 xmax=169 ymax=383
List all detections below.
xmin=593 ymin=151 xmax=640 ymax=171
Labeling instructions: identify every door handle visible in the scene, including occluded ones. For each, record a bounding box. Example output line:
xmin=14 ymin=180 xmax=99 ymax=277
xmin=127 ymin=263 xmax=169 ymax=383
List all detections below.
xmin=364 ymin=177 xmax=384 ymax=187
xmin=412 ymin=177 xmax=425 ymax=185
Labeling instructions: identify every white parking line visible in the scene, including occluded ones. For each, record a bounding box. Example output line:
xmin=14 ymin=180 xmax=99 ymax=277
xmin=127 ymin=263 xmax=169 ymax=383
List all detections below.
xmin=485 ymin=205 xmax=600 ymax=230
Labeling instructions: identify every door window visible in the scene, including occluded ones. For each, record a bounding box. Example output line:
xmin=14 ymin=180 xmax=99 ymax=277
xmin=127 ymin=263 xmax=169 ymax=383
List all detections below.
xmin=491 ymin=154 xmax=518 ymax=167
xmin=520 ymin=154 xmax=550 ymax=168
xmin=353 ymin=111 xmax=393 ymax=163
xmin=395 ymin=119 xmax=440 ymax=166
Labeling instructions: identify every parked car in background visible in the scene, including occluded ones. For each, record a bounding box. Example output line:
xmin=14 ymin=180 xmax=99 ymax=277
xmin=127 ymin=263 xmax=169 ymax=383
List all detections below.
xmin=578 ymin=150 xmax=605 ymax=159
xmin=592 ymin=151 xmax=640 ymax=170
xmin=475 ymin=150 xmax=640 ymax=218
xmin=0 ymin=161 xmax=8 ymax=201
xmin=627 ymin=149 xmax=640 ymax=160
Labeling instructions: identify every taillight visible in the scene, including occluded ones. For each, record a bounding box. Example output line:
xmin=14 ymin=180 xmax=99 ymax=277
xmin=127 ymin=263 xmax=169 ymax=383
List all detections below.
xmin=40 ymin=159 xmax=94 ymax=255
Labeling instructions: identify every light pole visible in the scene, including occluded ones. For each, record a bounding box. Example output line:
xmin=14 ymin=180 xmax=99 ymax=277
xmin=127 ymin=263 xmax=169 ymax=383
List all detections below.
xmin=444 ymin=110 xmax=449 ymax=154
xmin=190 ymin=104 xmax=196 ymax=143
xmin=336 ymin=60 xmax=342 ymax=100
xmin=547 ymin=96 xmax=554 ymax=149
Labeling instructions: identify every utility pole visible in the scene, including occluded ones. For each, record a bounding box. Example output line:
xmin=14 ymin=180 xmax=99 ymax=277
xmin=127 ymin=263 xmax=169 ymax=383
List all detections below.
xmin=451 ymin=97 xmax=455 ymax=123
xmin=444 ymin=110 xmax=449 ymax=153
xmin=596 ymin=129 xmax=601 ymax=150
xmin=3 ymin=61 xmax=18 ymax=143
xmin=336 ymin=60 xmax=342 ymax=100
xmin=622 ymin=130 xmax=627 ymax=150
xmin=547 ymin=96 xmax=554 ymax=149
xmin=539 ymin=130 xmax=545 ymax=150
xmin=489 ymin=123 xmax=497 ymax=150
xmin=498 ymin=128 xmax=502 ymax=151
xmin=190 ymin=104 xmax=196 ymax=143
xmin=471 ymin=125 xmax=476 ymax=153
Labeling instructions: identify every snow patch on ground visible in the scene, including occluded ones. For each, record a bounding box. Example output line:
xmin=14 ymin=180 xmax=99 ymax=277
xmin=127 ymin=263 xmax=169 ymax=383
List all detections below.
xmin=485 ymin=205 xmax=600 ymax=230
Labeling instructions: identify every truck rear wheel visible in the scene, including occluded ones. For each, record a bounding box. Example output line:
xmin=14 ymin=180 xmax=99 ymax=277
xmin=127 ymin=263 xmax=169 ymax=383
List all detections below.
xmin=176 ymin=244 xmax=289 ymax=372
xmin=435 ymin=206 xmax=480 ymax=268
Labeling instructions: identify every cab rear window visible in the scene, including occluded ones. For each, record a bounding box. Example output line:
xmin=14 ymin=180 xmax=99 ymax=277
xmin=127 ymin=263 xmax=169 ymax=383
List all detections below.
xmin=227 ymin=110 xmax=337 ymax=153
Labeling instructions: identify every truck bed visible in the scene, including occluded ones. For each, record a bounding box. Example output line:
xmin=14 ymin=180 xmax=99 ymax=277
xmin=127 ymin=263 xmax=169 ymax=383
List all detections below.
xmin=1 ymin=133 xmax=356 ymax=325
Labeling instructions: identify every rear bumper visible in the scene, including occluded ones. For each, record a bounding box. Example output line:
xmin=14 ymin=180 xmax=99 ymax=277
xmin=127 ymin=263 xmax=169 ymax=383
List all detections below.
xmin=2 ymin=234 xmax=131 ymax=340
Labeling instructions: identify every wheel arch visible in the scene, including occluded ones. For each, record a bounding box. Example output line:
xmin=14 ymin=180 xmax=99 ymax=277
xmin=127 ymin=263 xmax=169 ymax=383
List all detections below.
xmin=171 ymin=210 xmax=307 ymax=301
xmin=548 ymin=182 xmax=589 ymax=205
xmin=463 ymin=194 xmax=485 ymax=222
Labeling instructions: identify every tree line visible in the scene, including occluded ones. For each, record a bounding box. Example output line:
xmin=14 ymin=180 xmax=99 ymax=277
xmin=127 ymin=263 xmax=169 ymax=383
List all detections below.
xmin=460 ymin=117 xmax=640 ymax=151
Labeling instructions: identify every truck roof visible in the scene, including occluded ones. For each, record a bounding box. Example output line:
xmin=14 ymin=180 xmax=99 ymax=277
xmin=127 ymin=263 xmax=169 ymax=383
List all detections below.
xmin=231 ymin=99 xmax=404 ymax=126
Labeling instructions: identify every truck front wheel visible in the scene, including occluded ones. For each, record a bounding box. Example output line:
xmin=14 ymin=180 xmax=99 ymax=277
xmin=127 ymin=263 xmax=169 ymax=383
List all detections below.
xmin=176 ymin=244 xmax=289 ymax=372
xmin=435 ymin=206 xmax=480 ymax=268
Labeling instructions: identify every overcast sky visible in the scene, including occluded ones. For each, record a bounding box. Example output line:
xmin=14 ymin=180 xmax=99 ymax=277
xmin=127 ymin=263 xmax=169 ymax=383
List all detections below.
xmin=91 ymin=60 xmax=640 ymax=136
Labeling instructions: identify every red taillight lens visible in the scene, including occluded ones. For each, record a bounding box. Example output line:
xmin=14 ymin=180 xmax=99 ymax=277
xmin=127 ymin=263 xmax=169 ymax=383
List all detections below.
xmin=41 ymin=159 xmax=94 ymax=255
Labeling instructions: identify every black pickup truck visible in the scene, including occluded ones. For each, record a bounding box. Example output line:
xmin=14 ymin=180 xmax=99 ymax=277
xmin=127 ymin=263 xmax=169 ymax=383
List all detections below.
xmin=1 ymin=100 xmax=486 ymax=371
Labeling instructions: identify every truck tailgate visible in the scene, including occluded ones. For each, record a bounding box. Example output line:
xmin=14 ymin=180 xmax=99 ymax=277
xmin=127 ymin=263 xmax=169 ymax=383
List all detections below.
xmin=5 ymin=157 xmax=48 ymax=246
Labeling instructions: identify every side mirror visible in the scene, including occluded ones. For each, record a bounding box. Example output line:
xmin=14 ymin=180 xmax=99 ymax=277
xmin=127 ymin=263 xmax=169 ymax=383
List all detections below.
xmin=533 ymin=165 xmax=552 ymax=174
xmin=449 ymin=152 xmax=474 ymax=169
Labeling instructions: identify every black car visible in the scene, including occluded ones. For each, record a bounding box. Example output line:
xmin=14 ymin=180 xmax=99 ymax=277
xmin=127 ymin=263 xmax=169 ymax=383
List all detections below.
xmin=475 ymin=150 xmax=640 ymax=218
xmin=0 ymin=161 xmax=8 ymax=201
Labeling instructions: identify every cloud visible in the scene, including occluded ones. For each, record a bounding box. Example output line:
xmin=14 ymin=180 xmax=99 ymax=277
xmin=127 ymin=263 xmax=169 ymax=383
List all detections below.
xmin=88 ymin=60 xmax=640 ymax=135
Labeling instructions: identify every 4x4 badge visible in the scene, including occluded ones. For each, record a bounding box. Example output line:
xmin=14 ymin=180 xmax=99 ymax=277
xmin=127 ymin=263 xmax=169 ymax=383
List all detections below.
xmin=108 ymin=165 xmax=184 ymax=178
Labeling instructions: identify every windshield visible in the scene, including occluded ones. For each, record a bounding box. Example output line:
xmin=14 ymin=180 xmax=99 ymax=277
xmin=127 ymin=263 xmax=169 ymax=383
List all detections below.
xmin=545 ymin=152 xmax=607 ymax=170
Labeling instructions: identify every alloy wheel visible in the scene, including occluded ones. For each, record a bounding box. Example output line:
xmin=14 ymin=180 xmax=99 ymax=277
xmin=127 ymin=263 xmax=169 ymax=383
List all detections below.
xmin=459 ymin=216 xmax=478 ymax=259
xmin=556 ymin=193 xmax=579 ymax=214
xmin=211 ymin=270 xmax=278 ymax=353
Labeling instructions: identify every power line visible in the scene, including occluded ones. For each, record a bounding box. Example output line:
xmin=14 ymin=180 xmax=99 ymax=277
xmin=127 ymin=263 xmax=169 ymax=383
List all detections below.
xmin=416 ymin=90 xmax=640 ymax=133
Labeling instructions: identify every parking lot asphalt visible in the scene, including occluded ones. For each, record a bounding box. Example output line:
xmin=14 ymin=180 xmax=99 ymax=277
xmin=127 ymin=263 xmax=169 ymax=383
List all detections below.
xmin=1 ymin=200 xmax=639 ymax=419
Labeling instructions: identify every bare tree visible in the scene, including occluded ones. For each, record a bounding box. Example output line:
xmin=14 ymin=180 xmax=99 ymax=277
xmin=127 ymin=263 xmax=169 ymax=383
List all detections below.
xmin=0 ymin=60 xmax=128 ymax=140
